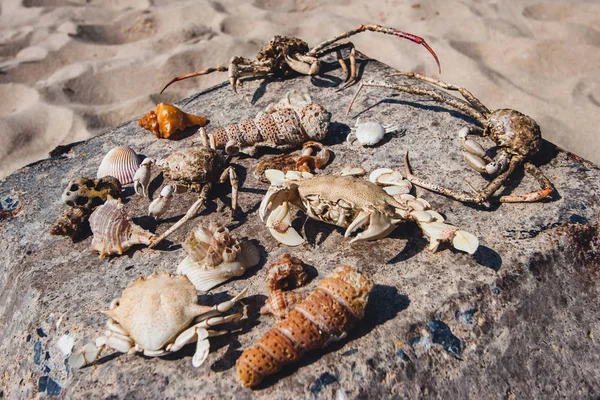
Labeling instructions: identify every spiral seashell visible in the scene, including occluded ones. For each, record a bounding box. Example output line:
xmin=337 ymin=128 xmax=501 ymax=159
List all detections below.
xmin=259 ymin=290 xmax=308 ymax=320
xmin=265 ymin=253 xmax=309 ymax=292
xmin=138 ymin=103 xmax=208 ymax=139
xmin=97 ymin=146 xmax=141 ymax=185
xmin=89 ymin=197 xmax=154 ymax=258
xmin=177 ymin=224 xmax=261 ymax=291
xmin=236 ymin=266 xmax=374 ymax=388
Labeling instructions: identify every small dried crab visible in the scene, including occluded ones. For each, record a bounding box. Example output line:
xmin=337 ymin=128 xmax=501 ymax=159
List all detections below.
xmin=138 ymin=103 xmax=208 ymax=139
xmin=347 ymin=118 xmax=400 ymax=146
xmin=259 ymin=169 xmax=479 ymax=254
xmin=148 ymin=145 xmax=238 ymax=247
xmin=70 ymin=273 xmax=247 ymax=369
xmin=253 ymin=141 xmax=330 ymax=182
xmin=160 ymin=24 xmax=440 ymax=94
xmin=348 ymin=73 xmax=554 ymax=204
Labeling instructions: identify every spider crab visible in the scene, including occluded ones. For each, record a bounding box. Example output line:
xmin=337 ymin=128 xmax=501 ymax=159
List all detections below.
xmin=347 ymin=72 xmax=554 ymax=205
xmin=160 ymin=24 xmax=440 ymax=94
xmin=259 ymin=169 xmax=479 ymax=254
xmin=69 ymin=273 xmax=247 ymax=368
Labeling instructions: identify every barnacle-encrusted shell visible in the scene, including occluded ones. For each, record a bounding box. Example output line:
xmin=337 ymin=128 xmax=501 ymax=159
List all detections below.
xmin=265 ymin=253 xmax=309 ymax=292
xmin=97 ymin=146 xmax=141 ymax=185
xmin=50 ymin=207 xmax=90 ymax=239
xmin=177 ymin=224 xmax=261 ymax=291
xmin=89 ymin=197 xmax=154 ymax=258
xmin=236 ymin=266 xmax=373 ymax=388
xmin=138 ymin=103 xmax=208 ymax=139
xmin=259 ymin=290 xmax=307 ymax=320
xmin=62 ymin=176 xmax=122 ymax=209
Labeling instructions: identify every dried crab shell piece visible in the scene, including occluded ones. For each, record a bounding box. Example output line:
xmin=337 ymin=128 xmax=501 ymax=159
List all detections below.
xmin=236 ymin=265 xmax=373 ymax=388
xmin=138 ymin=103 xmax=208 ymax=139
xmin=260 ymin=290 xmax=308 ymax=320
xmin=97 ymin=146 xmax=141 ymax=185
xmin=177 ymin=224 xmax=261 ymax=291
xmin=89 ymin=197 xmax=154 ymax=258
xmin=265 ymin=253 xmax=309 ymax=292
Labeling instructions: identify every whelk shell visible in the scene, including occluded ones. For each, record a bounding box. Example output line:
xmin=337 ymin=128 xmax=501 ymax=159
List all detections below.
xmin=97 ymin=146 xmax=141 ymax=185
xmin=138 ymin=103 xmax=208 ymax=139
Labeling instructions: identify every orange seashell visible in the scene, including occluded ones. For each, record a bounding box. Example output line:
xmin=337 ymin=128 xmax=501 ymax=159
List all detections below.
xmin=138 ymin=103 xmax=208 ymax=139
xmin=236 ymin=265 xmax=373 ymax=388
xmin=259 ymin=290 xmax=307 ymax=320
xmin=265 ymin=253 xmax=309 ymax=292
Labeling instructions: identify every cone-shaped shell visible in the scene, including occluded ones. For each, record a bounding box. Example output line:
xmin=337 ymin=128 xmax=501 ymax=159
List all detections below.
xmin=260 ymin=290 xmax=308 ymax=319
xmin=138 ymin=103 xmax=208 ymax=139
xmin=89 ymin=197 xmax=154 ymax=258
xmin=97 ymin=146 xmax=141 ymax=185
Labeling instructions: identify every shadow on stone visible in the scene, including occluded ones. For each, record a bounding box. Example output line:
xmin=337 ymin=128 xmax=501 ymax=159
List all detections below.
xmin=474 ymin=245 xmax=503 ymax=272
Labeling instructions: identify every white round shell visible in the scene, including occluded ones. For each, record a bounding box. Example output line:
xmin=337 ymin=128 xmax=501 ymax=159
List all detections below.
xmin=355 ymin=122 xmax=386 ymax=145
xmin=97 ymin=146 xmax=141 ymax=185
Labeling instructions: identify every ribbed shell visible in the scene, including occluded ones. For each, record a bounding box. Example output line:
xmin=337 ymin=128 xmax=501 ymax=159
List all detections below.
xmin=259 ymin=290 xmax=308 ymax=320
xmin=89 ymin=197 xmax=154 ymax=258
xmin=265 ymin=253 xmax=309 ymax=292
xmin=97 ymin=146 xmax=141 ymax=185
xmin=236 ymin=266 xmax=373 ymax=388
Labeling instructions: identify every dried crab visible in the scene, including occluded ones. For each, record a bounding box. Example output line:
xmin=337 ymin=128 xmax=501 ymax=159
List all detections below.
xmin=347 ymin=72 xmax=554 ymax=204
xmin=259 ymin=168 xmax=479 ymax=254
xmin=160 ymin=24 xmax=440 ymax=94
xmin=253 ymin=141 xmax=330 ymax=182
xmin=69 ymin=273 xmax=247 ymax=368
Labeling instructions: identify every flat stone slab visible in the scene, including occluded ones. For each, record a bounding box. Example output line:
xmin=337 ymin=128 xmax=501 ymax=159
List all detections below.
xmin=1 ymin=56 xmax=599 ymax=399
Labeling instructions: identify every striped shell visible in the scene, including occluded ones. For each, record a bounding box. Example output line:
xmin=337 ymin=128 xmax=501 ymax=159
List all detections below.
xmin=177 ymin=224 xmax=261 ymax=291
xmin=265 ymin=253 xmax=309 ymax=292
xmin=89 ymin=197 xmax=154 ymax=258
xmin=259 ymin=290 xmax=308 ymax=320
xmin=97 ymin=146 xmax=141 ymax=185
xmin=236 ymin=265 xmax=373 ymax=388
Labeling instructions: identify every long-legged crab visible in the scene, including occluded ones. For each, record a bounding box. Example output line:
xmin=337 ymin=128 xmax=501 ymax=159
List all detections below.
xmin=160 ymin=24 xmax=440 ymax=94
xmin=69 ymin=273 xmax=247 ymax=368
xmin=259 ymin=169 xmax=479 ymax=254
xmin=347 ymin=72 xmax=554 ymax=205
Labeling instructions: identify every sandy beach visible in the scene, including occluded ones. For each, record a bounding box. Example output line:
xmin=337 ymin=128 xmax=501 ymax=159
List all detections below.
xmin=0 ymin=0 xmax=599 ymax=178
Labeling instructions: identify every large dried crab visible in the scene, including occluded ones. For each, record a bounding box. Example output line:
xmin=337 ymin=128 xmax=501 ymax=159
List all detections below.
xmin=69 ymin=272 xmax=247 ymax=368
xmin=160 ymin=24 xmax=440 ymax=94
xmin=259 ymin=169 xmax=479 ymax=254
xmin=347 ymin=72 xmax=554 ymax=205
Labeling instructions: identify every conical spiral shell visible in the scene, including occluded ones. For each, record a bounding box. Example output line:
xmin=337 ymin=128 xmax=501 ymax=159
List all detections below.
xmin=236 ymin=266 xmax=373 ymax=388
xmin=265 ymin=253 xmax=309 ymax=292
xmin=259 ymin=290 xmax=308 ymax=320
xmin=89 ymin=197 xmax=154 ymax=258
xmin=138 ymin=103 xmax=208 ymax=139
xmin=97 ymin=146 xmax=141 ymax=185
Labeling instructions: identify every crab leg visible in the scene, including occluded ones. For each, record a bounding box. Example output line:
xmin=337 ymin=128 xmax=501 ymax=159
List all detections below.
xmin=307 ymin=24 xmax=441 ymax=74
xmin=499 ymin=162 xmax=553 ymax=203
xmin=160 ymin=65 xmax=229 ymax=94
xmin=219 ymin=166 xmax=239 ymax=219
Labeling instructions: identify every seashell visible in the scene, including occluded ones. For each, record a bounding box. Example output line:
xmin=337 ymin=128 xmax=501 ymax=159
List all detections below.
xmin=265 ymin=253 xmax=309 ymax=292
xmin=97 ymin=146 xmax=141 ymax=185
xmin=368 ymin=168 xmax=393 ymax=183
xmin=89 ymin=197 xmax=155 ymax=258
xmin=148 ymin=185 xmax=174 ymax=219
xmin=177 ymin=224 xmax=261 ymax=291
xmin=62 ymin=176 xmax=121 ymax=210
xmin=259 ymin=290 xmax=308 ymax=320
xmin=340 ymin=166 xmax=366 ymax=177
xmin=138 ymin=103 xmax=208 ymax=139
xmin=382 ymin=181 xmax=412 ymax=196
xmin=133 ymin=158 xmax=153 ymax=197
xmin=236 ymin=266 xmax=373 ymax=388
xmin=50 ymin=207 xmax=91 ymax=239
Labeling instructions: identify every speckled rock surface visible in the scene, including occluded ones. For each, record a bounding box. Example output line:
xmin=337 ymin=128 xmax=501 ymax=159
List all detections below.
xmin=1 ymin=56 xmax=599 ymax=399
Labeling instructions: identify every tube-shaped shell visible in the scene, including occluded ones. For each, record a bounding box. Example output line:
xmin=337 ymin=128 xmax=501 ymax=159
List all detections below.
xmin=138 ymin=103 xmax=208 ymax=139
xmin=89 ymin=197 xmax=154 ymax=258
xmin=259 ymin=290 xmax=308 ymax=320
xmin=236 ymin=266 xmax=373 ymax=388
xmin=177 ymin=224 xmax=261 ymax=291
xmin=265 ymin=253 xmax=309 ymax=292
xmin=97 ymin=146 xmax=141 ymax=185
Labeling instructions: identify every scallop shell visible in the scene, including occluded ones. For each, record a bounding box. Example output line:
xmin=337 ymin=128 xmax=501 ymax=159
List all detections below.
xmin=89 ymin=197 xmax=154 ymax=258
xmin=97 ymin=146 xmax=141 ymax=185
xmin=177 ymin=224 xmax=261 ymax=291
xmin=265 ymin=253 xmax=309 ymax=292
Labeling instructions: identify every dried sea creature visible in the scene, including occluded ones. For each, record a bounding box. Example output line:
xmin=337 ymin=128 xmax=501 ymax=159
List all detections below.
xmin=138 ymin=103 xmax=208 ymax=139
xmin=177 ymin=224 xmax=261 ymax=291
xmin=347 ymin=118 xmax=399 ymax=146
xmin=61 ymin=176 xmax=122 ymax=209
xmin=148 ymin=184 xmax=175 ymax=219
xmin=348 ymin=72 xmax=554 ymax=204
xmin=260 ymin=169 xmax=479 ymax=254
xmin=97 ymin=146 xmax=141 ymax=185
xmin=70 ymin=272 xmax=247 ymax=369
xmin=265 ymin=253 xmax=309 ymax=292
xmin=198 ymin=90 xmax=331 ymax=156
xmin=89 ymin=196 xmax=154 ymax=258
xmin=260 ymin=290 xmax=307 ymax=320
xmin=49 ymin=207 xmax=90 ymax=239
xmin=133 ymin=158 xmax=153 ymax=197
xmin=236 ymin=266 xmax=373 ymax=388
xmin=160 ymin=24 xmax=439 ymax=94
xmin=254 ymin=141 xmax=331 ymax=182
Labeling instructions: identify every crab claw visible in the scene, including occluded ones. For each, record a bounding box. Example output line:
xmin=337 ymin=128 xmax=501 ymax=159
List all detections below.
xmin=418 ymin=221 xmax=479 ymax=254
xmin=266 ymin=201 xmax=305 ymax=246
xmin=192 ymin=329 xmax=211 ymax=368
xmin=346 ymin=210 xmax=401 ymax=243
xmin=69 ymin=343 xmax=101 ymax=369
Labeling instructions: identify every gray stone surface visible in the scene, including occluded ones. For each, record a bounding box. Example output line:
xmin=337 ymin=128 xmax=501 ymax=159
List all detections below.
xmin=1 ymin=56 xmax=599 ymax=399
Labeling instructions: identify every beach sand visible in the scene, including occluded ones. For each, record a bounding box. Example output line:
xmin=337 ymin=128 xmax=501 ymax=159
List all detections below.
xmin=1 ymin=0 xmax=599 ymax=178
